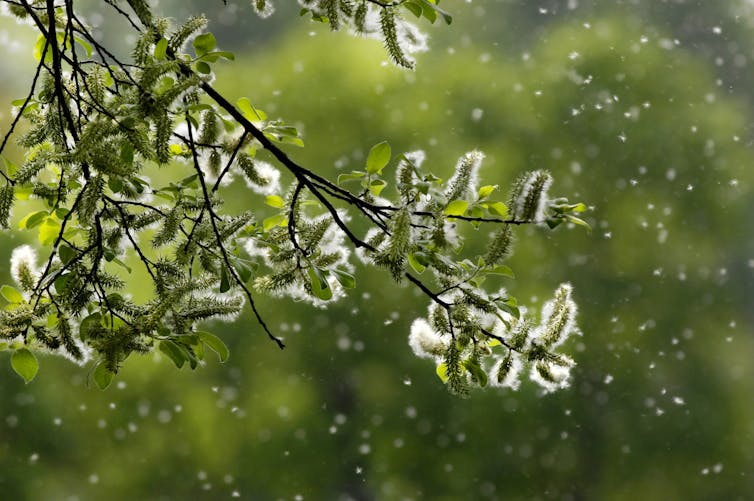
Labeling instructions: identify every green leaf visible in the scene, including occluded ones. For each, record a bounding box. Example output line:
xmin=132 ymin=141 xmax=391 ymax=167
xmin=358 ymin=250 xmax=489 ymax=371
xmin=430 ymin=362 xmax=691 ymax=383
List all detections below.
xmin=58 ymin=244 xmax=76 ymax=265
xmin=154 ymin=38 xmax=168 ymax=60
xmin=14 ymin=186 xmax=33 ymax=200
xmin=489 ymin=265 xmax=515 ymax=279
xmin=565 ymin=214 xmax=592 ymax=231
xmin=444 ymin=199 xmax=468 ymax=216
xmin=487 ymin=201 xmax=508 ymax=218
xmin=195 ymin=61 xmax=211 ymax=74
xmin=219 ymin=266 xmax=231 ymax=293
xmin=1 ymin=285 xmax=24 ymax=304
xmin=73 ymin=35 xmax=93 ymax=57
xmin=366 ymin=141 xmax=391 ymax=174
xmin=237 ymin=97 xmax=267 ymax=121
xmin=159 ymin=340 xmax=186 ymax=369
xmin=93 ymin=362 xmax=114 ymax=390
xmin=478 ymin=185 xmax=497 ymax=199
xmin=368 ymin=179 xmax=387 ymax=197
xmin=331 ymin=268 xmax=356 ymax=289
xmin=53 ymin=273 xmax=69 ymax=295
xmin=420 ymin=2 xmax=437 ymax=23
xmin=307 ymin=267 xmax=333 ymax=301
xmin=265 ymin=195 xmax=284 ymax=208
xmin=33 ymin=34 xmax=53 ymax=63
xmin=499 ymin=301 xmax=520 ymax=319
xmin=463 ymin=359 xmax=488 ymax=387
xmin=233 ymin=259 xmax=254 ymax=283
xmin=79 ymin=312 xmax=102 ymax=340
xmin=408 ymin=253 xmax=426 ymax=274
xmin=198 ymin=51 xmax=236 ymax=63
xmin=337 ymin=171 xmax=365 ymax=185
xmin=2 ymin=157 xmax=19 ymax=176
xmin=403 ymin=1 xmax=423 ymax=17
xmin=263 ymin=214 xmax=287 ymax=232
xmin=18 ymin=210 xmax=48 ymax=230
xmin=11 ymin=348 xmax=38 ymax=383
xmin=197 ymin=331 xmax=229 ymax=362
xmin=436 ymin=362 xmax=449 ymax=383
xmin=420 ymin=0 xmax=453 ymax=24
xmin=38 ymin=217 xmax=61 ymax=246
xmin=192 ymin=32 xmax=217 ymax=56
xmin=571 ymin=203 xmax=588 ymax=213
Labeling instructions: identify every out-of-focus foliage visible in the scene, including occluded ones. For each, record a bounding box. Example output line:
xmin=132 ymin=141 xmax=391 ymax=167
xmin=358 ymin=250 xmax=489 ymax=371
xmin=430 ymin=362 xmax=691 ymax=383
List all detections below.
xmin=0 ymin=3 xmax=752 ymax=501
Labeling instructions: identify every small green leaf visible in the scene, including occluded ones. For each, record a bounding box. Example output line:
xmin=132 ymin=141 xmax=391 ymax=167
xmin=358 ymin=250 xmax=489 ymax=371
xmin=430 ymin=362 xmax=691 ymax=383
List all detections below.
xmin=565 ymin=214 xmax=592 ymax=231
xmin=73 ymin=36 xmax=93 ymax=57
xmin=79 ymin=312 xmax=102 ymax=340
xmin=11 ymin=348 xmax=38 ymax=383
xmin=307 ymin=267 xmax=333 ymax=301
xmin=192 ymin=32 xmax=217 ymax=56
xmin=154 ymin=38 xmax=168 ymax=60
xmin=198 ymin=50 xmax=235 ymax=63
xmin=197 ymin=331 xmax=229 ymax=362
xmin=489 ymin=265 xmax=515 ymax=279
xmin=265 ymin=195 xmax=284 ymax=208
xmin=33 ymin=34 xmax=53 ymax=63
xmin=18 ymin=210 xmax=48 ymax=230
xmin=263 ymin=214 xmax=287 ymax=232
xmin=2 ymin=157 xmax=19 ymax=176
xmin=159 ymin=340 xmax=186 ymax=369
xmin=236 ymin=97 xmax=267 ymax=121
xmin=478 ymin=185 xmax=497 ymax=199
xmin=420 ymin=0 xmax=453 ymax=24
xmin=487 ymin=201 xmax=508 ymax=218
xmin=368 ymin=179 xmax=387 ymax=197
xmin=331 ymin=268 xmax=356 ymax=289
xmin=93 ymin=362 xmax=114 ymax=390
xmin=499 ymin=300 xmax=520 ymax=319
xmin=219 ymin=266 xmax=231 ymax=293
xmin=1 ymin=285 xmax=24 ymax=304
xmin=444 ymin=199 xmax=468 ymax=216
xmin=403 ymin=1 xmax=422 ymax=18
xmin=38 ymin=218 xmax=61 ymax=246
xmin=195 ymin=61 xmax=211 ymax=74
xmin=366 ymin=141 xmax=391 ymax=174
xmin=408 ymin=253 xmax=426 ymax=274
xmin=58 ymin=244 xmax=76 ymax=265
xmin=337 ymin=171 xmax=365 ymax=185
xmin=487 ymin=338 xmax=502 ymax=347
xmin=234 ymin=259 xmax=254 ymax=283
xmin=436 ymin=362 xmax=449 ymax=383
xmin=463 ymin=359 xmax=488 ymax=387
xmin=571 ymin=203 xmax=588 ymax=213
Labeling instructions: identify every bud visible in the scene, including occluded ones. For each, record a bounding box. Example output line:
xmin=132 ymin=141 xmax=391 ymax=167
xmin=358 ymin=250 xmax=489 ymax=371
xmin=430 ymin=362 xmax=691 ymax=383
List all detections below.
xmin=510 ymin=170 xmax=552 ymax=222
xmin=10 ymin=244 xmax=39 ymax=292
xmin=408 ymin=318 xmax=448 ymax=359
xmin=445 ymin=150 xmax=485 ymax=202
xmin=538 ymin=283 xmax=577 ymax=349
xmin=489 ymin=352 xmax=523 ymax=390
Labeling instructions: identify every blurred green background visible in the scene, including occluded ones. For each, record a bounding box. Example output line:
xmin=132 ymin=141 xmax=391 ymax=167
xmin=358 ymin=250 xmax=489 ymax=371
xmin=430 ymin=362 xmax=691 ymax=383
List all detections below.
xmin=1 ymin=1 xmax=753 ymax=500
